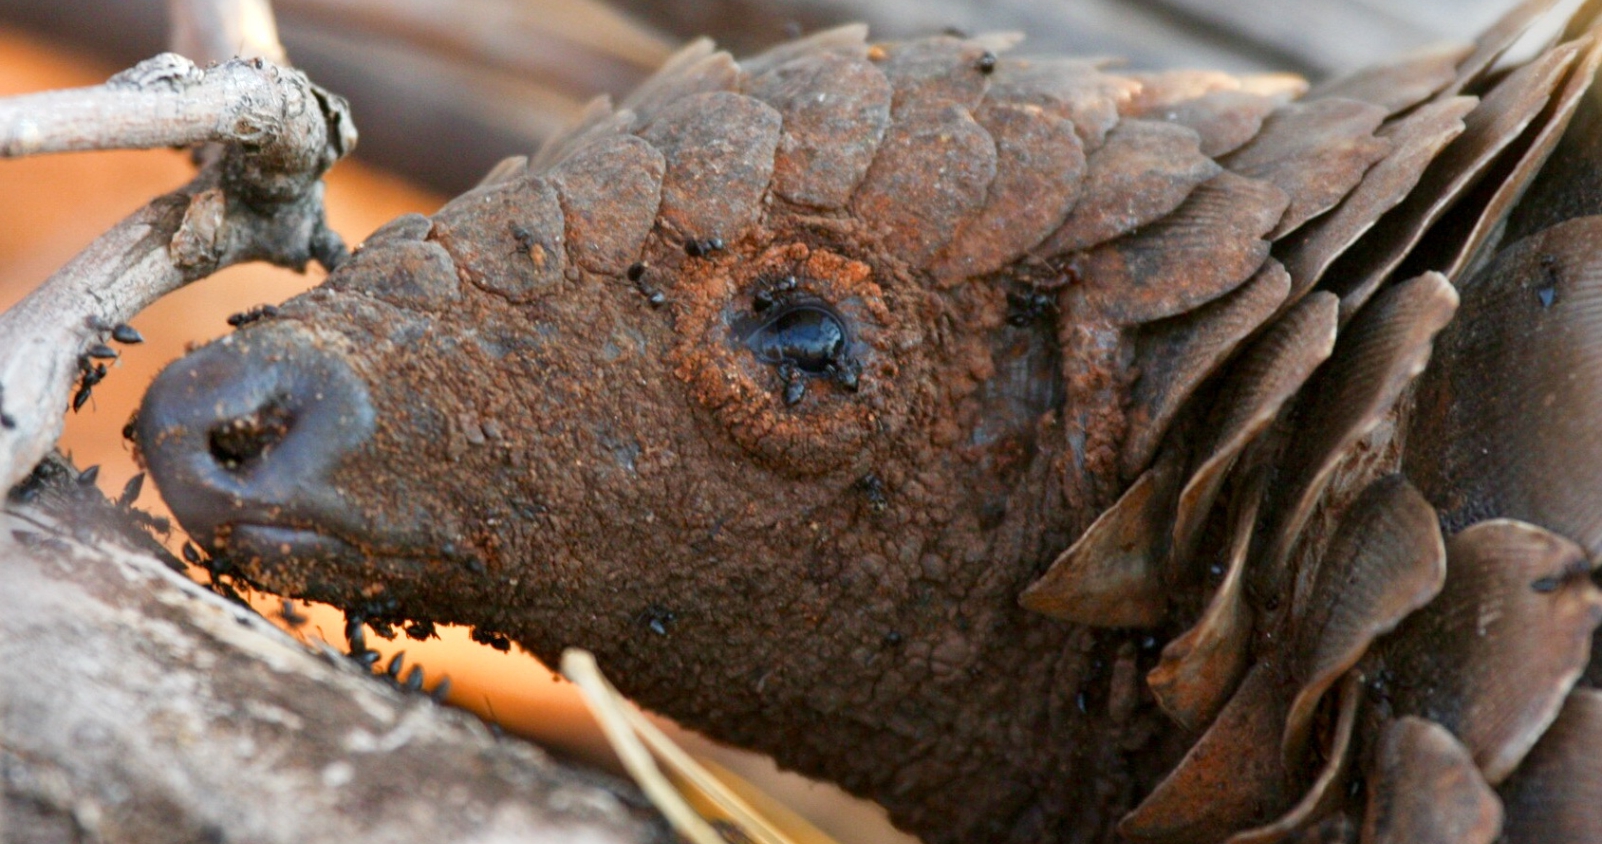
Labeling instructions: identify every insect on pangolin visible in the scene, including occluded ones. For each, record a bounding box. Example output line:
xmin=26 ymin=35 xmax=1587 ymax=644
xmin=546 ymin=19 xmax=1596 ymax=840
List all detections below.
xmin=134 ymin=3 xmax=1602 ymax=841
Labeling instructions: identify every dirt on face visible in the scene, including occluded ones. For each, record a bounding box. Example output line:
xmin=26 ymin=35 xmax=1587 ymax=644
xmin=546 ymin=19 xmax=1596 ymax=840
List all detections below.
xmin=137 ymin=15 xmax=1602 ymax=844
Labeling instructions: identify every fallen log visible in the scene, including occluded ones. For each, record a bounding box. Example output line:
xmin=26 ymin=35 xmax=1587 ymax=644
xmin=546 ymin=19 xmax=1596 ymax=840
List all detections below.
xmin=1 ymin=455 xmax=667 ymax=843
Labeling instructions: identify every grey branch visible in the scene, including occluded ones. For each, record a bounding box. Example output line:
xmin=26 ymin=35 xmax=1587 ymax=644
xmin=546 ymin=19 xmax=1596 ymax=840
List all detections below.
xmin=0 ymin=461 xmax=663 ymax=844
xmin=0 ymin=53 xmax=350 ymax=168
xmin=0 ymin=52 xmax=354 ymax=493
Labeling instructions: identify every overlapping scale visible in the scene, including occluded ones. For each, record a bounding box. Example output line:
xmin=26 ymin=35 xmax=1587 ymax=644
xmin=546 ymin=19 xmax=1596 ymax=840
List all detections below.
xmin=1149 ymin=90 xmax=1292 ymax=158
xmin=1076 ymin=171 xmax=1288 ymax=324
xmin=744 ymin=50 xmax=893 ymax=211
xmin=833 ymin=34 xmax=1049 ymax=269
xmin=1281 ymin=475 xmax=1444 ymax=766
xmin=987 ymin=57 xmax=1137 ymax=151
xmin=1439 ymin=0 xmax=1564 ymax=99
xmin=1255 ymin=273 xmax=1457 ymax=602
xmin=548 ymin=135 xmax=664 ymax=277
xmin=850 ymin=103 xmax=997 ymax=267
xmin=1147 ymin=471 xmax=1263 ymax=732
xmin=1120 ymin=664 xmax=1292 ymax=844
xmin=995 ymin=6 xmax=1602 ymax=844
xmin=1499 ymin=690 xmax=1602 ymax=843
xmin=1378 ymin=520 xmax=1602 ymax=784
xmin=1018 ymin=452 xmax=1180 ymax=628
xmin=1037 ymin=120 xmax=1220 ymax=257
xmin=1424 ymin=34 xmax=1602 ymax=282
xmin=1275 ymin=97 xmax=1475 ymax=301
xmin=1170 ymin=292 xmax=1337 ymax=566
xmin=1221 ymin=98 xmax=1392 ymax=239
xmin=872 ymin=33 xmax=1019 ymax=114
xmin=1224 ymin=673 xmax=1361 ymax=844
xmin=930 ymin=100 xmax=1086 ymax=284
xmin=1307 ymin=42 xmax=1473 ymax=115
xmin=1362 ymin=717 xmax=1503 ymax=844
xmin=621 ymin=42 xmax=741 ymax=125
xmin=1325 ymin=42 xmax=1580 ymax=317
xmin=380 ymin=13 xmax=1602 ymax=844
xmin=637 ymin=91 xmax=781 ymax=244
xmin=429 ymin=175 xmax=565 ymax=302
xmin=1122 ymin=260 xmax=1291 ymax=478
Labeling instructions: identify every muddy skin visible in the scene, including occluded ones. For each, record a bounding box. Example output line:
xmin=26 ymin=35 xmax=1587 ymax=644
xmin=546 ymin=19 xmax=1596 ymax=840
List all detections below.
xmin=137 ymin=17 xmax=1602 ymax=844
xmin=138 ymin=199 xmax=1172 ymax=842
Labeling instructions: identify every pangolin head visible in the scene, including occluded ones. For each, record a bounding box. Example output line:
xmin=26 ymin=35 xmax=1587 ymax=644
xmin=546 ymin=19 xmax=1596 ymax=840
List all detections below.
xmin=135 ymin=10 xmax=1602 ymax=844
xmin=137 ymin=31 xmax=1105 ymax=840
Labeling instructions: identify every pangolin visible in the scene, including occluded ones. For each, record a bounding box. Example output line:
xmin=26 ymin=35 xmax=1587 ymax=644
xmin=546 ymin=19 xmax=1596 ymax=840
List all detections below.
xmin=133 ymin=1 xmax=1602 ymax=841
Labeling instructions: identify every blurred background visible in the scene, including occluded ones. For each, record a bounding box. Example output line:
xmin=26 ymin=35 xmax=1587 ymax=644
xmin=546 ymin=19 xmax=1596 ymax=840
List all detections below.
xmin=0 ymin=0 xmax=1531 ymax=840
xmin=0 ymin=0 xmax=1522 ymax=195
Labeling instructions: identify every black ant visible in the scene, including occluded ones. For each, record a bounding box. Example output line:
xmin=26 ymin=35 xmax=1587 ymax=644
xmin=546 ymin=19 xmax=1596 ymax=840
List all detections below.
xmin=470 ymin=628 xmax=512 ymax=651
xmin=778 ymin=361 xmax=806 ymax=405
xmin=684 ymin=236 xmax=725 ymax=258
xmin=826 ymin=356 xmax=861 ymax=392
xmin=1006 ymin=287 xmax=1056 ymax=326
xmin=111 ymin=323 xmax=143 ymax=344
xmin=510 ymin=223 xmax=535 ymax=252
xmin=345 ymin=614 xmax=369 ymax=656
xmin=626 ymin=261 xmax=665 ymax=306
xmin=856 ymin=473 xmax=889 ymax=513
xmin=83 ymin=316 xmax=142 ymax=344
xmin=509 ymin=223 xmax=551 ymax=268
xmin=226 ymin=304 xmax=280 ymax=327
xmin=752 ymin=275 xmax=798 ymax=312
xmin=72 ymin=353 xmax=109 ymax=412
xmin=117 ymin=472 xmax=144 ymax=507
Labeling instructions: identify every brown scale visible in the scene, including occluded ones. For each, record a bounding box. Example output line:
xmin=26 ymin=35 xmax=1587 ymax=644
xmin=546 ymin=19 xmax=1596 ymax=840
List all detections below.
xmin=133 ymin=2 xmax=1602 ymax=842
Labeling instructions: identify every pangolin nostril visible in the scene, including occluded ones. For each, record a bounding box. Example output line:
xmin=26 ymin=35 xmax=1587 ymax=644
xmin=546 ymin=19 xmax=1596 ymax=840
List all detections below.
xmin=136 ymin=321 xmax=376 ymax=549
xmin=207 ymin=398 xmax=295 ymax=470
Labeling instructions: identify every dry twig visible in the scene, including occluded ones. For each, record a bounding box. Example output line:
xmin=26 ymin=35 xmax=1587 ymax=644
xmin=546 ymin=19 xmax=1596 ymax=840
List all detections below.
xmin=0 ymin=50 xmax=353 ymax=492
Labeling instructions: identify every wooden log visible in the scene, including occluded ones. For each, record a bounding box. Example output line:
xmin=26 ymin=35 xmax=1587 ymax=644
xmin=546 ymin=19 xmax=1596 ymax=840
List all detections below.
xmin=1 ymin=456 xmax=666 ymax=844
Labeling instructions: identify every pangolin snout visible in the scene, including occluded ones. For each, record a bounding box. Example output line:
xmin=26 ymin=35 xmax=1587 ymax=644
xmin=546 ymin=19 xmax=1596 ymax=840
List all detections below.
xmin=136 ymin=321 xmax=376 ymax=556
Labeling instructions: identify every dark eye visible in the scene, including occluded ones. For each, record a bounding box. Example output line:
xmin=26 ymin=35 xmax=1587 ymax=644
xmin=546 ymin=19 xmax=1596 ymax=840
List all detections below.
xmin=745 ymin=305 xmax=847 ymax=373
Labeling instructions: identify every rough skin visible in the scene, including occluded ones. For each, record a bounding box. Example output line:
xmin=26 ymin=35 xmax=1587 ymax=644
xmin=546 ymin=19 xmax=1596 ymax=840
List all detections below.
xmin=136 ymin=11 xmax=1602 ymax=844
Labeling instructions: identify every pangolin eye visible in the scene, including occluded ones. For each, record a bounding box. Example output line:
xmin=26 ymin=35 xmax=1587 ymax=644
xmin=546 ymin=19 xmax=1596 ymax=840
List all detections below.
xmin=745 ymin=304 xmax=847 ymax=374
xmin=676 ymin=246 xmax=887 ymax=470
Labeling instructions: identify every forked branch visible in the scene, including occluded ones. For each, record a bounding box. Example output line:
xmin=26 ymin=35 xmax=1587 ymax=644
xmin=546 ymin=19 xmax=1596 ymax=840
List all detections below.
xmin=0 ymin=50 xmax=353 ymax=492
